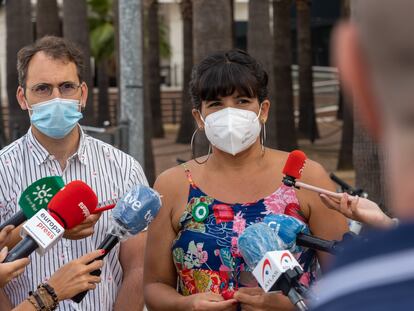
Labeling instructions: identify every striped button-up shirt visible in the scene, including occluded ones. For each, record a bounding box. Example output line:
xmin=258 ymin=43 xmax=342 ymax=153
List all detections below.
xmin=0 ymin=127 xmax=148 ymax=310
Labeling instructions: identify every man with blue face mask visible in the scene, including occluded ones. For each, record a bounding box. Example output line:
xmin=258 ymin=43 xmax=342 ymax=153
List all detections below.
xmin=0 ymin=36 xmax=148 ymax=310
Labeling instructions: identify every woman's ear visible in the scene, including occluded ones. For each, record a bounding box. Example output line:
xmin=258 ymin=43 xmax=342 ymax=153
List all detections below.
xmin=260 ymin=99 xmax=270 ymax=123
xmin=192 ymin=108 xmax=204 ymax=129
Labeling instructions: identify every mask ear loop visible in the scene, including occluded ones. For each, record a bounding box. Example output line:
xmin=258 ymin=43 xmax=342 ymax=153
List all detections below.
xmin=191 ymin=110 xmax=211 ymax=165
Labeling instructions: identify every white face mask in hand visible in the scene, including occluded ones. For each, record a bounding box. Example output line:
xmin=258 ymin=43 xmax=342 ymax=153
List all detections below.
xmin=201 ymin=107 xmax=262 ymax=156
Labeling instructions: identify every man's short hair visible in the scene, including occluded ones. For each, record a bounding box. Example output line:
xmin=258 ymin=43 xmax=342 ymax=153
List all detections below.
xmin=354 ymin=0 xmax=414 ymax=127
xmin=17 ymin=36 xmax=84 ymax=87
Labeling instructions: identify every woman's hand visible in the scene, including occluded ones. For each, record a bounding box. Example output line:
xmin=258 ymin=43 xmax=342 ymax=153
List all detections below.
xmin=183 ymin=292 xmax=237 ymax=311
xmin=47 ymin=249 xmax=104 ymax=301
xmin=234 ymin=287 xmax=295 ymax=311
xmin=0 ymin=247 xmax=30 ymax=288
xmin=320 ymin=193 xmax=394 ymax=228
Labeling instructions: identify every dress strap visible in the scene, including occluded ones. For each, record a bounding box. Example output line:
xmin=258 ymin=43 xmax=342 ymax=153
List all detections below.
xmin=181 ymin=163 xmax=196 ymax=187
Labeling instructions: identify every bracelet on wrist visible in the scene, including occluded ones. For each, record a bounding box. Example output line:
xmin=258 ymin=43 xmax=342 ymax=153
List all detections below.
xmin=39 ymin=282 xmax=59 ymax=306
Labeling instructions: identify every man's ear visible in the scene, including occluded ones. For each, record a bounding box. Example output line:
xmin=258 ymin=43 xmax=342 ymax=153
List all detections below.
xmin=333 ymin=21 xmax=382 ymax=141
xmin=16 ymin=86 xmax=29 ymax=110
xmin=192 ymin=108 xmax=204 ymax=129
xmin=80 ymin=82 xmax=88 ymax=109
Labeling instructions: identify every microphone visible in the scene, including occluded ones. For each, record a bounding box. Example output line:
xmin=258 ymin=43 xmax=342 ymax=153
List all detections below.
xmin=263 ymin=214 xmax=341 ymax=255
xmin=71 ymin=184 xmax=162 ymax=303
xmin=4 ymin=181 xmax=98 ymax=262
xmin=282 ymin=150 xmax=344 ymax=200
xmin=238 ymin=223 xmax=309 ymax=311
xmin=0 ymin=176 xmax=65 ymax=231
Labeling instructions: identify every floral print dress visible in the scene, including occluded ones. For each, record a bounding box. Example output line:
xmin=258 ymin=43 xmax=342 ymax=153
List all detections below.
xmin=171 ymin=164 xmax=319 ymax=296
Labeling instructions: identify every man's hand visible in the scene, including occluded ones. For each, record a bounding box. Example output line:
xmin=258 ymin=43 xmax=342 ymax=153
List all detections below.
xmin=63 ymin=213 xmax=102 ymax=240
xmin=0 ymin=247 xmax=30 ymax=287
xmin=0 ymin=225 xmax=15 ymax=249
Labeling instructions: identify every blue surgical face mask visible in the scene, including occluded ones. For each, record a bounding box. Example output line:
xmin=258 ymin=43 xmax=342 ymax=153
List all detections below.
xmin=28 ymin=98 xmax=83 ymax=139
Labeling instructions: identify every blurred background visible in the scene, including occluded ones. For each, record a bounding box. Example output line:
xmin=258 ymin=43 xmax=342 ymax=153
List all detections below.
xmin=0 ymin=0 xmax=387 ymax=213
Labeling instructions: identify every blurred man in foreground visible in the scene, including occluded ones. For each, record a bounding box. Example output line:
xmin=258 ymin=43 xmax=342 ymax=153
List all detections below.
xmin=312 ymin=0 xmax=414 ymax=310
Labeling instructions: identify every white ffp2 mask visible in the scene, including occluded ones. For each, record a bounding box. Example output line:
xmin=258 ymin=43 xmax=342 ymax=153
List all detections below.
xmin=201 ymin=107 xmax=261 ymax=156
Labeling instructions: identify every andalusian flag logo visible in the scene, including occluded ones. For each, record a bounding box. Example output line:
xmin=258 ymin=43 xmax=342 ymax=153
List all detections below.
xmin=32 ymin=184 xmax=54 ymax=205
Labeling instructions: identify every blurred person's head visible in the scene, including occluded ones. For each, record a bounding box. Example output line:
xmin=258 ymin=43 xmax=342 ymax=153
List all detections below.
xmin=189 ymin=49 xmax=270 ymax=156
xmin=333 ymin=0 xmax=414 ymax=219
xmin=15 ymin=36 xmax=88 ymax=140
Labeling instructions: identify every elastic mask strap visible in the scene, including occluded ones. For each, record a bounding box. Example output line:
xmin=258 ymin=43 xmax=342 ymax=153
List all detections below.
xmin=255 ymin=104 xmax=263 ymax=121
xmin=198 ymin=110 xmax=206 ymax=125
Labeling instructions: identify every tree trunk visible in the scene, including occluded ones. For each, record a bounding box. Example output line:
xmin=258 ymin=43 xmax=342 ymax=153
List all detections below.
xmin=97 ymin=59 xmax=110 ymax=126
xmin=36 ymin=0 xmax=61 ymax=39
xmin=113 ymin=0 xmax=120 ymax=126
xmin=0 ymin=66 xmax=5 ymax=147
xmin=63 ymin=0 xmax=95 ymax=125
xmin=351 ymin=0 xmax=387 ymax=212
xmin=176 ymin=0 xmax=194 ymax=144
xmin=193 ymin=0 xmax=233 ymax=157
xmin=6 ymin=0 xmax=33 ymax=141
xmin=337 ymin=0 xmax=353 ymax=170
xmin=273 ymin=0 xmax=298 ymax=151
xmin=143 ymin=25 xmax=156 ymax=186
xmin=147 ymin=0 xmax=164 ymax=138
xmin=248 ymin=0 xmax=277 ymax=149
xmin=296 ymin=0 xmax=319 ymax=142
xmin=337 ymin=91 xmax=353 ymax=170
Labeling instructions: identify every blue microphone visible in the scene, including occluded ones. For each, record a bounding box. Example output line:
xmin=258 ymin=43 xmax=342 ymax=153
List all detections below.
xmin=263 ymin=214 xmax=339 ymax=254
xmin=238 ymin=222 xmax=309 ymax=311
xmin=72 ymin=184 xmax=162 ymax=303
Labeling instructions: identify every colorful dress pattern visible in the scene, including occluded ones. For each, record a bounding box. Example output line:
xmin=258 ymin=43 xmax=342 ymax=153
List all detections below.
xmin=172 ymin=165 xmax=319 ymax=296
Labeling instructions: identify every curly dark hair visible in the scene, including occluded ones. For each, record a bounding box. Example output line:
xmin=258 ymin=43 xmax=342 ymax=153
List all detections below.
xmin=189 ymin=49 xmax=269 ymax=110
xmin=17 ymin=36 xmax=84 ymax=87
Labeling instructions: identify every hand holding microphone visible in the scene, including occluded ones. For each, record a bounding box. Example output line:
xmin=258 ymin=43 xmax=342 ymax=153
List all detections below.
xmin=0 ymin=176 xmax=65 ymax=232
xmin=3 ymin=181 xmax=100 ymax=263
xmin=0 ymin=242 xmax=30 ymax=288
xmin=238 ymin=223 xmax=309 ymax=311
xmin=320 ymin=193 xmax=395 ymax=229
xmin=71 ymin=184 xmax=162 ymax=303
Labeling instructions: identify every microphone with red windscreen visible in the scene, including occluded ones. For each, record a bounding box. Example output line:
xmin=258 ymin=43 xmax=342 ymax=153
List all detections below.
xmin=4 ymin=180 xmax=99 ymax=263
xmin=282 ymin=150 xmax=343 ymax=199
xmin=282 ymin=150 xmax=307 ymax=187
xmin=48 ymin=180 xmax=98 ymax=229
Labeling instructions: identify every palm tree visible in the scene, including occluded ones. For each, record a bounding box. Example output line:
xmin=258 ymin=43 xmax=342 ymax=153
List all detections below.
xmin=36 ymin=0 xmax=61 ymax=38
xmin=248 ymin=0 xmax=277 ymax=149
xmin=192 ymin=0 xmax=233 ymax=156
xmin=273 ymin=0 xmax=298 ymax=151
xmin=351 ymin=0 xmax=387 ymax=211
xmin=63 ymin=0 xmax=95 ymax=125
xmin=6 ymin=0 xmax=33 ymax=141
xmin=296 ymin=0 xmax=319 ymax=142
xmin=0 ymin=65 xmax=5 ymax=147
xmin=146 ymin=0 xmax=164 ymax=138
xmin=176 ymin=0 xmax=194 ymax=144
xmin=337 ymin=0 xmax=354 ymax=170
xmin=88 ymin=0 xmax=115 ymax=126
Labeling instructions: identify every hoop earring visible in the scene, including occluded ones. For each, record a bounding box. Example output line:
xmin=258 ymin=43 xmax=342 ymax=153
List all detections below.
xmin=191 ymin=128 xmax=211 ymax=165
xmin=261 ymin=121 xmax=267 ymax=155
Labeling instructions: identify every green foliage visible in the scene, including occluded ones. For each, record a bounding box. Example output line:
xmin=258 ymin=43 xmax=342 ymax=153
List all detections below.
xmin=159 ymin=18 xmax=171 ymax=59
xmin=88 ymin=0 xmax=114 ymax=61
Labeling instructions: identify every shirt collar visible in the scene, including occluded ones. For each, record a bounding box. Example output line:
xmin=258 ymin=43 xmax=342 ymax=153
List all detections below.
xmin=26 ymin=125 xmax=88 ymax=166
